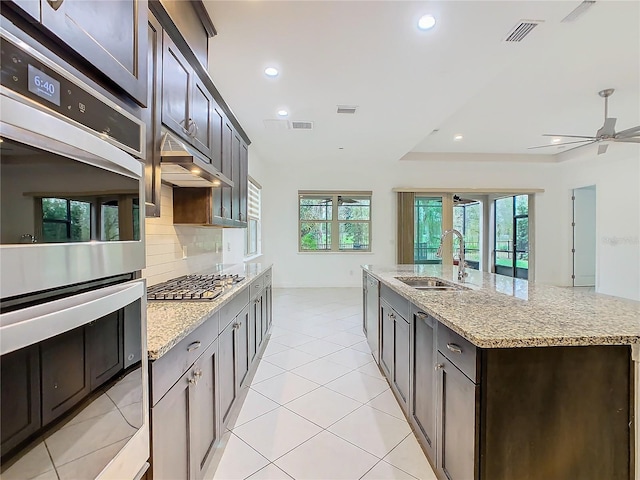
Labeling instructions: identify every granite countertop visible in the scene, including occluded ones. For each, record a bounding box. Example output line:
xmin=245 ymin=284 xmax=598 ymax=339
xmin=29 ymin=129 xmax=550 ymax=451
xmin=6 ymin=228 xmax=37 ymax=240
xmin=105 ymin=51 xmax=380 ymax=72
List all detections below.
xmin=146 ymin=263 xmax=271 ymax=360
xmin=363 ymin=264 xmax=640 ymax=348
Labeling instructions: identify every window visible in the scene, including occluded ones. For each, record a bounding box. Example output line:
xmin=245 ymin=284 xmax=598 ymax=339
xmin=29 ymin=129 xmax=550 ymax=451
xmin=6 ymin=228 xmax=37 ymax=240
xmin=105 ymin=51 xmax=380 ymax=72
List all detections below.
xmin=245 ymin=178 xmax=261 ymax=257
xmin=299 ymin=191 xmax=371 ymax=252
xmin=494 ymin=195 xmax=529 ymax=279
xmin=42 ymin=198 xmax=91 ymax=242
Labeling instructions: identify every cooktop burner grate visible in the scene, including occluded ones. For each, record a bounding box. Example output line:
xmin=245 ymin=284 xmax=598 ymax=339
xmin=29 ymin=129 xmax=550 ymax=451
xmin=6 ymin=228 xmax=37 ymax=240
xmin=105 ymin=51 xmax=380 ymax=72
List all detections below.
xmin=147 ymin=274 xmax=245 ymax=300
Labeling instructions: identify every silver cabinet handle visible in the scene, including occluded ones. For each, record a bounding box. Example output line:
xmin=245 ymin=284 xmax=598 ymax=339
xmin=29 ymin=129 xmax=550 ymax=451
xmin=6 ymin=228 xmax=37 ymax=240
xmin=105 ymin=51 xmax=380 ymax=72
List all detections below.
xmin=187 ymin=341 xmax=201 ymax=352
xmin=194 ymin=370 xmax=203 ymax=378
xmin=389 ymin=312 xmax=396 ymax=320
xmin=434 ymin=363 xmax=444 ymax=371
xmin=446 ymin=343 xmax=463 ymax=354
xmin=415 ymin=312 xmax=428 ymax=319
xmin=188 ymin=377 xmax=197 ymax=385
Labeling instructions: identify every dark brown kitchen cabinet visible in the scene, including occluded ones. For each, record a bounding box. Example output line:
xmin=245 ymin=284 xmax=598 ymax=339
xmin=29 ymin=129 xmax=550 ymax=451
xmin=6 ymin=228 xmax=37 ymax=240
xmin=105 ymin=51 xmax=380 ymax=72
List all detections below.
xmin=221 ymin=120 xmax=233 ymax=219
xmin=411 ymin=310 xmax=436 ymax=461
xmin=236 ymin=305 xmax=250 ymax=389
xmin=162 ymin=31 xmax=192 ymax=142
xmin=190 ymin=77 xmax=214 ymax=159
xmin=152 ymin=338 xmax=219 ymax=480
xmin=231 ymin=134 xmax=241 ymax=221
xmin=239 ymin=142 xmax=248 ymax=223
xmin=218 ymin=320 xmax=237 ymax=425
xmin=39 ymin=0 xmax=148 ymax=106
xmin=379 ymin=299 xmax=394 ymax=380
xmin=40 ymin=327 xmax=90 ymax=425
xmin=436 ymin=352 xmax=478 ymax=480
xmin=87 ymin=311 xmax=124 ymax=390
xmin=143 ymin=11 xmax=163 ymax=217
xmin=0 ymin=346 xmax=40 ymax=456
xmin=393 ymin=312 xmax=410 ymax=406
xmin=210 ymin=104 xmax=223 ymax=172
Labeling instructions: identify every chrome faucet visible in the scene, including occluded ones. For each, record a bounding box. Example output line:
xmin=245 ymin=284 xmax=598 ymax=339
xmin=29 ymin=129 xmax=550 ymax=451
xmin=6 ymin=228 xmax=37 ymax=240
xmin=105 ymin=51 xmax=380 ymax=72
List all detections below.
xmin=436 ymin=229 xmax=468 ymax=282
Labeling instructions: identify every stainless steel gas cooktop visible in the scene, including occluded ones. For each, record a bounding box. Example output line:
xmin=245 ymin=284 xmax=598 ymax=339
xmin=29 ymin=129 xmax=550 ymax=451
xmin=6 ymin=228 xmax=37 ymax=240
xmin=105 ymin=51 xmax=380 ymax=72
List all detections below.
xmin=147 ymin=274 xmax=245 ymax=300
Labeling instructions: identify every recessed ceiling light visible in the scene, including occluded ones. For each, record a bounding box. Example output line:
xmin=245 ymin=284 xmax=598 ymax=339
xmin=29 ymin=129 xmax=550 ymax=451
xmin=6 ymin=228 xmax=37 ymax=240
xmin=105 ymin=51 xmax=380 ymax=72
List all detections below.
xmin=552 ymin=138 xmax=562 ymax=143
xmin=454 ymin=134 xmax=463 ymax=141
xmin=418 ymin=14 xmax=436 ymax=31
xmin=277 ymin=110 xmax=288 ymax=117
xmin=264 ymin=67 xmax=279 ymax=77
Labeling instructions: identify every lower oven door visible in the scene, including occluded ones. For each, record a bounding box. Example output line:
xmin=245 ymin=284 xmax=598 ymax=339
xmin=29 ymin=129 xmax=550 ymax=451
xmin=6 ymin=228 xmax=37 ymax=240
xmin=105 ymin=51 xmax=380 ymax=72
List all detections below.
xmin=0 ymin=279 xmax=149 ymax=480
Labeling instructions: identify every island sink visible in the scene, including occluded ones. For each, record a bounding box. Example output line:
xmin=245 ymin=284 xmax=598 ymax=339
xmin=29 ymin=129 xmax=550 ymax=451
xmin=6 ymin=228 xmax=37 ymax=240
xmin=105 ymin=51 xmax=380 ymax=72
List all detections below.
xmin=394 ymin=276 xmax=469 ymax=291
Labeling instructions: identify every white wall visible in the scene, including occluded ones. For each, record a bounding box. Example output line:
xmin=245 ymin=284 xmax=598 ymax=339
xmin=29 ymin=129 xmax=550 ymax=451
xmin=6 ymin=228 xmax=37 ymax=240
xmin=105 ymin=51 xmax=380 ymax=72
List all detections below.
xmin=258 ymin=157 xmax=564 ymax=288
xmin=144 ymin=185 xmax=224 ymax=286
xmin=556 ymin=146 xmax=640 ymax=300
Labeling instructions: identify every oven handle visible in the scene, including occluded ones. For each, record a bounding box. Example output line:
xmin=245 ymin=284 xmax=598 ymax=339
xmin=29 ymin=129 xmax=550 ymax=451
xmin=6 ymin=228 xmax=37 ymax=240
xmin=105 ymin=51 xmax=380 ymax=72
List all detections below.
xmin=1 ymin=279 xmax=144 ymax=355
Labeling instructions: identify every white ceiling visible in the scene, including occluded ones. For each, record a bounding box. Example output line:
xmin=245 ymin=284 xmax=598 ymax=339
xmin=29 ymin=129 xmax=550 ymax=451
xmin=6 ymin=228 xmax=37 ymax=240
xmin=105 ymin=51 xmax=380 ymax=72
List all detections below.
xmin=204 ymin=1 xmax=640 ymax=166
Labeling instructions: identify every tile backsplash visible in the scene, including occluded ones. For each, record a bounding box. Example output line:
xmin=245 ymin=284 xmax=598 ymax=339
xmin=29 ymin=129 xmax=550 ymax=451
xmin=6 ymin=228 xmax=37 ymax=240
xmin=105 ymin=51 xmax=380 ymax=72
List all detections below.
xmin=143 ymin=185 xmax=223 ymax=286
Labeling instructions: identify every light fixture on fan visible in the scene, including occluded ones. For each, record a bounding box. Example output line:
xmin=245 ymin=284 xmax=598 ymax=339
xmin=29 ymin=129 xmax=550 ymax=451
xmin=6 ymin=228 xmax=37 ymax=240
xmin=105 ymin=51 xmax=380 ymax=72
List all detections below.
xmin=528 ymin=89 xmax=640 ymax=155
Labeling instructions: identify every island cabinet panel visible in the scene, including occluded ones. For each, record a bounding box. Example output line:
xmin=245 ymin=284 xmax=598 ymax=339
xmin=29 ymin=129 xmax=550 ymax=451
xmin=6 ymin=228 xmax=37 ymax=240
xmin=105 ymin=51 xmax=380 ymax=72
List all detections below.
xmin=436 ymin=352 xmax=479 ymax=480
xmin=479 ymin=345 xmax=632 ymax=480
xmin=36 ymin=0 xmax=148 ymax=106
xmin=411 ymin=310 xmax=436 ymax=460
xmin=393 ymin=313 xmax=410 ymax=406
xmin=379 ymin=299 xmax=394 ymax=380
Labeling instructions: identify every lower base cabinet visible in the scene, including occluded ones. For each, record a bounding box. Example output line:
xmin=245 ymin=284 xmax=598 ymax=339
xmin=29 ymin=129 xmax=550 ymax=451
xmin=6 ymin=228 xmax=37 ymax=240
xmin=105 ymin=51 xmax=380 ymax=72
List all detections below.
xmin=411 ymin=310 xmax=436 ymax=460
xmin=152 ymin=338 xmax=219 ymax=480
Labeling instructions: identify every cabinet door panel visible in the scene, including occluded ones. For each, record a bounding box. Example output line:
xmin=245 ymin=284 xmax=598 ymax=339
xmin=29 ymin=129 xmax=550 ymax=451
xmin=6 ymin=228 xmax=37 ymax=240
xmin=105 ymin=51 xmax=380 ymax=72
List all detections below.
xmin=191 ymin=339 xmax=218 ymax=480
xmin=87 ymin=311 xmax=124 ymax=390
xmin=412 ymin=312 xmax=436 ymax=459
xmin=239 ymin=142 xmax=248 ymax=223
xmin=210 ymin=106 xmax=223 ymax=172
xmin=0 ymin=345 xmax=40 ymax=456
xmin=220 ymin=120 xmax=233 ymax=219
xmin=437 ymin=353 xmax=477 ymax=480
xmin=249 ymin=299 xmax=258 ymax=363
xmin=393 ymin=314 xmax=410 ymax=406
xmin=218 ymin=322 xmax=236 ymax=425
xmin=190 ymin=78 xmax=213 ymax=158
xmin=41 ymin=327 xmax=90 ymax=425
xmin=162 ymin=32 xmax=191 ymax=141
xmin=40 ymin=0 xmax=147 ymax=106
xmin=231 ymin=134 xmax=241 ymax=221
xmin=379 ymin=300 xmax=394 ymax=379
xmin=236 ymin=306 xmax=250 ymax=388
xmin=152 ymin=369 xmax=191 ymax=480
xmin=144 ymin=12 xmax=163 ymax=217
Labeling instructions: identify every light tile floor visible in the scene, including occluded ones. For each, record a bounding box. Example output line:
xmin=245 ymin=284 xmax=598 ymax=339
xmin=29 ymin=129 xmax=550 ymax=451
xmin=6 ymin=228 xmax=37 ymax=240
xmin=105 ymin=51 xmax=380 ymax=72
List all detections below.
xmin=208 ymin=288 xmax=437 ymax=480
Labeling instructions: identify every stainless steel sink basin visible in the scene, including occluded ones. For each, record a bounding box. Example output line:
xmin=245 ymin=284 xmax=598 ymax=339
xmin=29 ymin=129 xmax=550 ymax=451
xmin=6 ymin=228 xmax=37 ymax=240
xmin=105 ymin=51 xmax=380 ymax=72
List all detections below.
xmin=394 ymin=277 xmax=469 ymax=291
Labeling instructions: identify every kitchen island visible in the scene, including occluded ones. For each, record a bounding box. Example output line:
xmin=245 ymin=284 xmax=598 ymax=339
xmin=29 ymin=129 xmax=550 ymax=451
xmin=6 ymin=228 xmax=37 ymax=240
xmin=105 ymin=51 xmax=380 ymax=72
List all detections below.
xmin=362 ymin=264 xmax=640 ymax=480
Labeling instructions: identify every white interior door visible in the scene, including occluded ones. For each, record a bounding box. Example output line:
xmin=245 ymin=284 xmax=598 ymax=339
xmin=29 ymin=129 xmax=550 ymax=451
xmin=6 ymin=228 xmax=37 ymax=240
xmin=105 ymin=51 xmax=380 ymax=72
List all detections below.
xmin=573 ymin=186 xmax=596 ymax=287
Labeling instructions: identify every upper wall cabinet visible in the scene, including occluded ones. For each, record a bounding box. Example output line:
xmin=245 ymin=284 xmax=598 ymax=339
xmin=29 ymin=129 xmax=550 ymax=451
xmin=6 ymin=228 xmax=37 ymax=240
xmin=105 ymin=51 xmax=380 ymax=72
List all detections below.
xmin=31 ymin=0 xmax=148 ymax=107
xmin=161 ymin=32 xmax=214 ymax=160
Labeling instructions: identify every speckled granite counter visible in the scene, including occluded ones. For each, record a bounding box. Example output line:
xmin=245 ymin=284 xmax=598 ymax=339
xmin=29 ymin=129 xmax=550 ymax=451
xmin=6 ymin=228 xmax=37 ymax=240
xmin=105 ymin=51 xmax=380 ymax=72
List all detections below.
xmin=147 ymin=263 xmax=271 ymax=360
xmin=363 ymin=264 xmax=640 ymax=348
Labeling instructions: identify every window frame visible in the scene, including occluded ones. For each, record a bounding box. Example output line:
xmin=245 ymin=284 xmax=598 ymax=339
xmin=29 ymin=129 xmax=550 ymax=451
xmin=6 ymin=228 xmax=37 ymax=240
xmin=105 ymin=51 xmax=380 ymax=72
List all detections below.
xmin=298 ymin=190 xmax=372 ymax=253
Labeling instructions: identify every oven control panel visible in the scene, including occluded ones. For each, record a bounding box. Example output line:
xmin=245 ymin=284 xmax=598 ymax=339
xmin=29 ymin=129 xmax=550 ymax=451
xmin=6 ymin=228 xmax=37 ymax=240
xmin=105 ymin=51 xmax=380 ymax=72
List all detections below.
xmin=0 ymin=33 xmax=143 ymax=158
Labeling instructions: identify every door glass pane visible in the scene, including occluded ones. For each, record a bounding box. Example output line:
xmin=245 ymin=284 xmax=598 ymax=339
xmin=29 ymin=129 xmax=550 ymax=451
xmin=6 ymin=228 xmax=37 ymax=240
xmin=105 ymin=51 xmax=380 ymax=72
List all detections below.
xmin=338 ymin=197 xmax=370 ymax=220
xmin=495 ymin=197 xmax=513 ymax=268
xmin=515 ymin=217 xmax=529 ymax=269
xmin=300 ymin=222 xmax=330 ymax=250
xmin=464 ymin=203 xmax=480 ymax=262
xmin=515 ymin=195 xmax=528 ymax=215
xmin=101 ymin=201 xmax=120 ymax=241
xmin=299 ymin=197 xmax=331 ymax=220
xmin=42 ymin=198 xmax=68 ymax=221
xmin=414 ymin=197 xmax=442 ymax=264
xmin=339 ymin=223 xmax=369 ymax=250
xmin=70 ymin=200 xmax=91 ymax=241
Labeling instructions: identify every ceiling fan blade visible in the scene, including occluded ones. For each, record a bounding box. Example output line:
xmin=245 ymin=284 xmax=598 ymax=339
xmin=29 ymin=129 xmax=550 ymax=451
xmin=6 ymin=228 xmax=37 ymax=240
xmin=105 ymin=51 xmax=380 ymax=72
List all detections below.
xmin=614 ymin=125 xmax=640 ymax=138
xmin=542 ymin=134 xmax=596 ymax=139
xmin=527 ymin=139 xmax=595 ymax=150
xmin=612 ymin=137 xmax=640 ymax=143
xmin=597 ymin=144 xmax=608 ymax=155
xmin=596 ymin=118 xmax=617 ymax=137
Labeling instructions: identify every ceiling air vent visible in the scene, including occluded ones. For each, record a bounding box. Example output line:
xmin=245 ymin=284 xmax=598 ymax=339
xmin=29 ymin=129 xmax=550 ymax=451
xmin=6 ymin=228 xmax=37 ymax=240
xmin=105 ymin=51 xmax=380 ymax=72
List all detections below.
xmin=291 ymin=121 xmax=314 ymax=130
xmin=504 ymin=20 xmax=542 ymax=42
xmin=337 ymin=105 xmax=357 ymax=114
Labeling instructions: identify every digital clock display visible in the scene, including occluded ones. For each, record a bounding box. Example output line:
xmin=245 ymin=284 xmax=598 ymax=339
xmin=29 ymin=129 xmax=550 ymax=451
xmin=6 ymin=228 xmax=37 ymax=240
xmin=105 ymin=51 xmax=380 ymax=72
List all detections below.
xmin=28 ymin=64 xmax=61 ymax=107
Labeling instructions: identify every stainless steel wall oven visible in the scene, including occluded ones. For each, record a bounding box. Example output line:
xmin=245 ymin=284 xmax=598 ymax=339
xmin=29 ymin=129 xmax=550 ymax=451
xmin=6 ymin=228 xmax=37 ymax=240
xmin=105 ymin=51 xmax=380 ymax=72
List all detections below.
xmin=0 ymin=17 xmax=149 ymax=480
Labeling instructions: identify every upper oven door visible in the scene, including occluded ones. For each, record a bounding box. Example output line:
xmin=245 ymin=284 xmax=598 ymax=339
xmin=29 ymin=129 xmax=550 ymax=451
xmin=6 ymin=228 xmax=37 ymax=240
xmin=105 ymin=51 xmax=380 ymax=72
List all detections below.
xmin=0 ymin=86 xmax=145 ymax=300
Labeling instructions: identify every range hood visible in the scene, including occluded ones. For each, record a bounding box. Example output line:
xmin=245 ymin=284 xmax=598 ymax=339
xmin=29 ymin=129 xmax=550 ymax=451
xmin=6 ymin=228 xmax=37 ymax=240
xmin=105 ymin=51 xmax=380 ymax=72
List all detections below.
xmin=160 ymin=130 xmax=233 ymax=188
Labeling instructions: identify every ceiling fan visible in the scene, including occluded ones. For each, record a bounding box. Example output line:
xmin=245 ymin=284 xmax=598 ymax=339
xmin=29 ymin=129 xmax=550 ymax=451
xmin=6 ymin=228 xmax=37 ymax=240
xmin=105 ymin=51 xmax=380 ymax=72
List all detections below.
xmin=529 ymin=89 xmax=640 ymax=155
xmin=320 ymin=195 xmax=359 ymax=206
